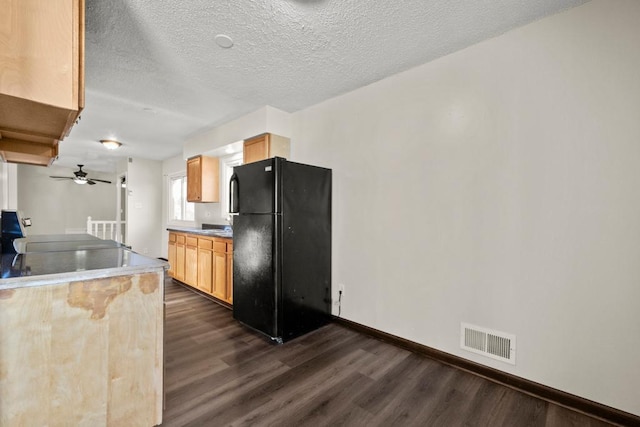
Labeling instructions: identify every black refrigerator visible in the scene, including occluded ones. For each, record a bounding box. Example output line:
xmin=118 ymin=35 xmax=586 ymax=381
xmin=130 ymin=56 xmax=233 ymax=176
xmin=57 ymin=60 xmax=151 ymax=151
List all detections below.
xmin=230 ymin=157 xmax=331 ymax=343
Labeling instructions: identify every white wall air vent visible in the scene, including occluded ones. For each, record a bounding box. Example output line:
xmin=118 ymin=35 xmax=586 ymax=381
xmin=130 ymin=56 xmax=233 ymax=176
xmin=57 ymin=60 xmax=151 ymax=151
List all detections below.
xmin=460 ymin=323 xmax=516 ymax=365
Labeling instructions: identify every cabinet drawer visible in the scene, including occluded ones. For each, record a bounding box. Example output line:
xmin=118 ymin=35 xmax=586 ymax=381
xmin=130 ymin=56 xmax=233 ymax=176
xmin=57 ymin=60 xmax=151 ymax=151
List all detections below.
xmin=186 ymin=236 xmax=198 ymax=246
xmin=213 ymin=242 xmax=227 ymax=253
xmin=198 ymin=238 xmax=213 ymax=249
xmin=176 ymin=235 xmax=186 ymax=244
xmin=169 ymin=233 xmax=176 ymax=243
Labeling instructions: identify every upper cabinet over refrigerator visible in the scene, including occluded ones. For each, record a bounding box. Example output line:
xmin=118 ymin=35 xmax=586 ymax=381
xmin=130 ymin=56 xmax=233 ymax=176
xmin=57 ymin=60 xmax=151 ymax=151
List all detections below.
xmin=242 ymin=133 xmax=290 ymax=165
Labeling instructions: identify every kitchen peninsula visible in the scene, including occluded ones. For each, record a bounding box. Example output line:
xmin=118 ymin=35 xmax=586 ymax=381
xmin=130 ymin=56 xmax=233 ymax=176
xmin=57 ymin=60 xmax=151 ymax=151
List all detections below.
xmin=0 ymin=234 xmax=167 ymax=426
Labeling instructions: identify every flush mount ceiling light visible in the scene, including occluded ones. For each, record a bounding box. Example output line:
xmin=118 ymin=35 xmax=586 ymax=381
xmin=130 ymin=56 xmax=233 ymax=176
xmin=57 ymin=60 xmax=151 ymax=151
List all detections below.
xmin=100 ymin=139 xmax=122 ymax=150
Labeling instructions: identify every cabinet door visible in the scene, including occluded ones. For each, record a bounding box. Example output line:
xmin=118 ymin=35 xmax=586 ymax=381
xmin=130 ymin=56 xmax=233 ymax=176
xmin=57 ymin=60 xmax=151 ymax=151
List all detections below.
xmin=186 ymin=155 xmax=220 ymax=203
xmin=226 ymin=243 xmax=233 ymax=304
xmin=167 ymin=242 xmax=176 ymax=277
xmin=185 ymin=244 xmax=198 ymax=287
xmin=1 ymin=0 xmax=82 ymax=107
xmin=197 ymin=249 xmax=213 ymax=293
xmin=243 ymin=134 xmax=270 ymax=164
xmin=186 ymin=156 xmax=201 ymax=202
xmin=175 ymin=243 xmax=185 ymax=281
xmin=242 ymin=134 xmax=290 ymax=165
xmin=212 ymin=250 xmax=227 ymax=300
xmin=0 ymin=0 xmax=84 ymax=166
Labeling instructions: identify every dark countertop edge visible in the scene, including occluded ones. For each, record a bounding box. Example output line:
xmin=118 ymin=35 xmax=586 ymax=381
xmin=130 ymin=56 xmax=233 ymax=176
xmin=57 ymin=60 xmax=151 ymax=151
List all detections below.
xmin=166 ymin=227 xmax=232 ymax=239
xmin=14 ymin=238 xmax=122 ymax=254
xmin=0 ymin=260 xmax=168 ymax=291
xmin=16 ymin=234 xmax=103 ymax=243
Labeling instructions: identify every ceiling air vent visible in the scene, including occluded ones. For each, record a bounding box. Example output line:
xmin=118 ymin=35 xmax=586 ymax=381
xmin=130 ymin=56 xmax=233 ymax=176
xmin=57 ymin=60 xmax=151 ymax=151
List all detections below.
xmin=461 ymin=322 xmax=516 ymax=365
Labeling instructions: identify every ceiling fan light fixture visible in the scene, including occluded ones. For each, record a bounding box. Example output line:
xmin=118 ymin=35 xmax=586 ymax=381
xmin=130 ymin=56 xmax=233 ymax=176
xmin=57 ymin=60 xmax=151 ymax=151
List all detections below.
xmin=50 ymin=165 xmax=111 ymax=186
xmin=100 ymin=139 xmax=122 ymax=150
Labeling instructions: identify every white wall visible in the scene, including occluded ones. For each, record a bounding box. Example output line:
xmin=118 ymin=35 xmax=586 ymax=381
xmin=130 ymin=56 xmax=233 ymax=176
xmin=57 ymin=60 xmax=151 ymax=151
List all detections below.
xmin=160 ymin=155 xmax=185 ymax=259
xmin=194 ymin=202 xmax=226 ymax=228
xmin=184 ymin=106 xmax=292 ymax=159
xmin=291 ymin=0 xmax=640 ymax=416
xmin=17 ymin=164 xmax=116 ymax=235
xmin=0 ymin=163 xmax=18 ymax=210
xmin=126 ymin=158 xmax=163 ymax=257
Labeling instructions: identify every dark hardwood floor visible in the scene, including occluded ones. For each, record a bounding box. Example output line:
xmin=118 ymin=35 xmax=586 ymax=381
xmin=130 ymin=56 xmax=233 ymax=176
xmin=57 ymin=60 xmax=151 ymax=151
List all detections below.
xmin=161 ymin=279 xmax=616 ymax=426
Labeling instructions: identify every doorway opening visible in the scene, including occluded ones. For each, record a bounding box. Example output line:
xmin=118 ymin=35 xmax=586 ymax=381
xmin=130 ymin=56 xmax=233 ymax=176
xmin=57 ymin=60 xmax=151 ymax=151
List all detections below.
xmin=116 ymin=173 xmax=127 ymax=244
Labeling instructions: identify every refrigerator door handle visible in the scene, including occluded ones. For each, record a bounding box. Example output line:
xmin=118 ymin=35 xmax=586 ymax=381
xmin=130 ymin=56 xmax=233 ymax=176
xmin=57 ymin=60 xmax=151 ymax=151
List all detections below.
xmin=229 ymin=173 xmax=239 ymax=213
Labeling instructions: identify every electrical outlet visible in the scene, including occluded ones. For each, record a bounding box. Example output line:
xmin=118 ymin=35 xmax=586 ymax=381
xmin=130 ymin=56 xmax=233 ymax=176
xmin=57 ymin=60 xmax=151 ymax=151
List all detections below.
xmin=143 ymin=247 xmax=149 ymax=254
xmin=205 ymin=211 xmax=211 ymax=218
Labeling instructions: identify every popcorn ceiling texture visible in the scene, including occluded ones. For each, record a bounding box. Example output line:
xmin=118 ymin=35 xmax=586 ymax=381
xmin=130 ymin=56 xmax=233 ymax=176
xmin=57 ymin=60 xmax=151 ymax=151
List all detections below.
xmin=63 ymin=0 xmax=587 ymax=170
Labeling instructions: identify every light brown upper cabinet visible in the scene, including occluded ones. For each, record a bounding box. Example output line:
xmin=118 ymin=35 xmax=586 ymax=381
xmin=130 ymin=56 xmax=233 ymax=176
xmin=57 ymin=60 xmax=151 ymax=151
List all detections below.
xmin=243 ymin=133 xmax=290 ymax=164
xmin=187 ymin=155 xmax=220 ymax=202
xmin=0 ymin=0 xmax=85 ymax=166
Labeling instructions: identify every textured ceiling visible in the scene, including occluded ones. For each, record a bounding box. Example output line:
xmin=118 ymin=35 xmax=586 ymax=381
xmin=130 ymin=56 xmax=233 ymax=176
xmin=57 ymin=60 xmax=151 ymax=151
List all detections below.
xmin=60 ymin=0 xmax=588 ymax=172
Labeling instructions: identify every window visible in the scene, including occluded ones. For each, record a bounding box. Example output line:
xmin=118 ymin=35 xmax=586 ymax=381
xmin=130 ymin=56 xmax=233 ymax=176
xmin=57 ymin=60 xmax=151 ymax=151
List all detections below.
xmin=168 ymin=174 xmax=194 ymax=222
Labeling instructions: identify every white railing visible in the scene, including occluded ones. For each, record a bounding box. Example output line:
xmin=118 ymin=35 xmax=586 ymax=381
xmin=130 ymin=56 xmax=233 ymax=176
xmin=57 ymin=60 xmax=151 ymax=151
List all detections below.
xmin=87 ymin=216 xmax=125 ymax=243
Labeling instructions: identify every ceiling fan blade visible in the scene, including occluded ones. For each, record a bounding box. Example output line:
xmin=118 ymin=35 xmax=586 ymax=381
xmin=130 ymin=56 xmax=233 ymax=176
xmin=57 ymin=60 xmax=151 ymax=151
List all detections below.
xmin=49 ymin=176 xmax=74 ymax=179
xmin=87 ymin=180 xmax=97 ymax=185
xmin=89 ymin=179 xmax=112 ymax=184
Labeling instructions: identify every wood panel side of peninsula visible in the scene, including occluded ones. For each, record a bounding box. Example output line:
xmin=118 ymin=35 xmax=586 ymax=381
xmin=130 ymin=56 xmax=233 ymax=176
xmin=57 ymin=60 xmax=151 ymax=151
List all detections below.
xmin=0 ymin=270 xmax=164 ymax=426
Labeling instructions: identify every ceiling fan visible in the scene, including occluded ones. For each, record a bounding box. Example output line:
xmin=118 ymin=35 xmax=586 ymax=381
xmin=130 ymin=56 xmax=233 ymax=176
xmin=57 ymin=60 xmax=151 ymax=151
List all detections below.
xmin=49 ymin=165 xmax=112 ymax=185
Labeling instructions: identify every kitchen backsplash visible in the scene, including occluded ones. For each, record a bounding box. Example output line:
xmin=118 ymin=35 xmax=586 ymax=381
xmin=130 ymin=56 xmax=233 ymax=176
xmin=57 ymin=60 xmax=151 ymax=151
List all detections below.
xmin=202 ymin=223 xmax=231 ymax=231
xmin=194 ymin=203 xmax=227 ymax=227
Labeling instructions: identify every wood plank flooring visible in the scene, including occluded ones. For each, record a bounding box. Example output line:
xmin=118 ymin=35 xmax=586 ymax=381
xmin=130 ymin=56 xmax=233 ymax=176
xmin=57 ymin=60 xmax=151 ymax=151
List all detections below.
xmin=161 ymin=279 xmax=616 ymax=426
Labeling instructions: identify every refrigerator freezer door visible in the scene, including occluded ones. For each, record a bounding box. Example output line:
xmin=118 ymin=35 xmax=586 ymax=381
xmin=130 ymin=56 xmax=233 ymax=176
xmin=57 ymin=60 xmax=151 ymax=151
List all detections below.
xmin=232 ymin=213 xmax=279 ymax=339
xmin=233 ymin=158 xmax=279 ymax=214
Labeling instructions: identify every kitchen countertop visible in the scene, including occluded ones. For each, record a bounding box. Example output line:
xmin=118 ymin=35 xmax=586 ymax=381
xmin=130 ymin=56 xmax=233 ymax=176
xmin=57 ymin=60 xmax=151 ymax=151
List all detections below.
xmin=167 ymin=225 xmax=233 ymax=239
xmin=0 ymin=234 xmax=168 ymax=289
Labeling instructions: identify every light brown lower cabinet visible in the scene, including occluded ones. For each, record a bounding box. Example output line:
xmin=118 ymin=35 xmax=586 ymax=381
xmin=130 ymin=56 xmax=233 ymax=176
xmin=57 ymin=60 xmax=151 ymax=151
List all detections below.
xmin=168 ymin=231 xmax=232 ymax=305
